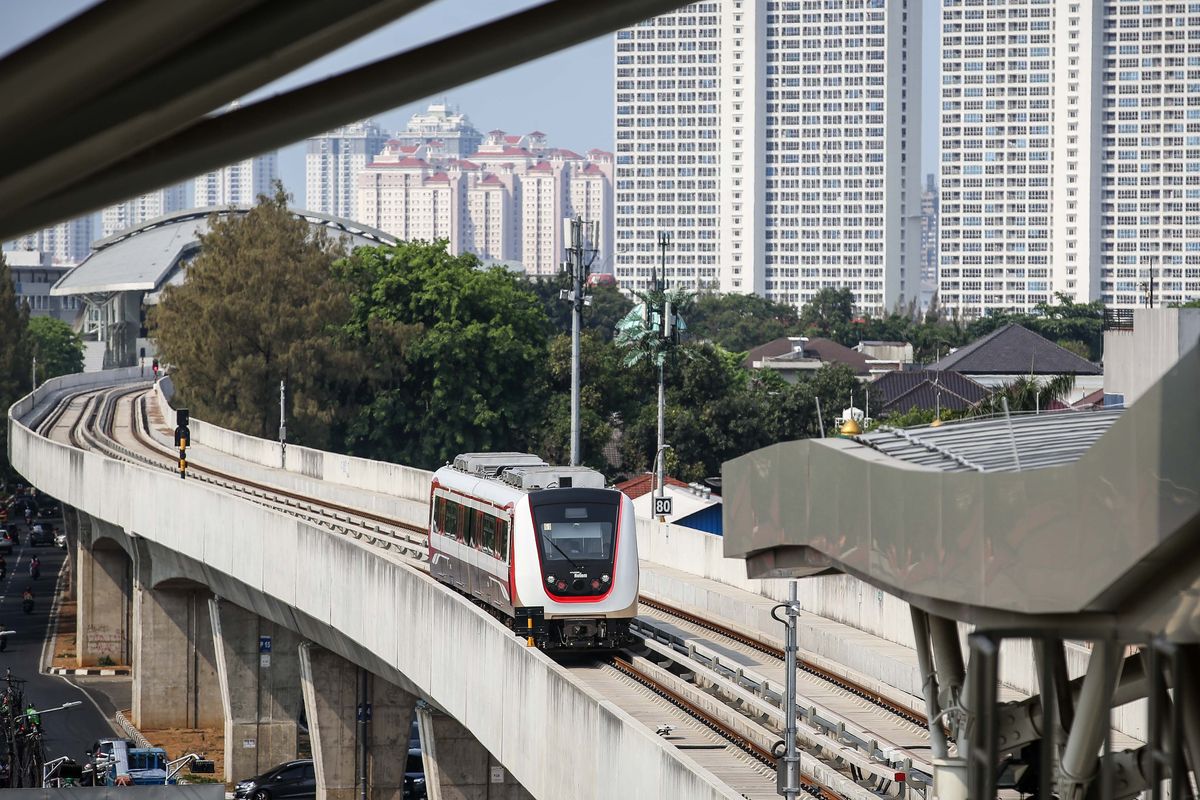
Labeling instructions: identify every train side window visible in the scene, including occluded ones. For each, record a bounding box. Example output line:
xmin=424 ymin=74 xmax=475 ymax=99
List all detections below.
xmin=497 ymin=519 xmax=510 ymax=561
xmin=463 ymin=509 xmax=477 ymax=548
xmin=445 ymin=502 xmax=459 ymax=540
xmin=432 ymin=497 xmax=445 ymax=534
xmin=481 ymin=515 xmax=496 ymax=557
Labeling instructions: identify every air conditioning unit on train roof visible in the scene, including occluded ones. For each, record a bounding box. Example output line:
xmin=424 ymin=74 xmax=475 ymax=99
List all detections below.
xmin=499 ymin=465 xmax=606 ymax=491
xmin=453 ymin=452 xmax=547 ymax=477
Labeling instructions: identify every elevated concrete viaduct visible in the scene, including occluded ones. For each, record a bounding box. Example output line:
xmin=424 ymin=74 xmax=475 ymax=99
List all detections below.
xmin=9 ymin=370 xmax=746 ymax=800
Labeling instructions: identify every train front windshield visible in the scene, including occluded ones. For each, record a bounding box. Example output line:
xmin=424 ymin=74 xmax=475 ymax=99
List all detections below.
xmin=536 ymin=504 xmax=616 ymax=561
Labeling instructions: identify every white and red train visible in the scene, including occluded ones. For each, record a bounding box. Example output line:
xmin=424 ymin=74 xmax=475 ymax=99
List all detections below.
xmin=428 ymin=453 xmax=638 ymax=649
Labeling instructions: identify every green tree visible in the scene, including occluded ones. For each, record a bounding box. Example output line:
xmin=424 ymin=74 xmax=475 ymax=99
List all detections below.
xmin=797 ymin=287 xmax=858 ymax=345
xmin=150 ymin=187 xmax=358 ymax=447
xmin=983 ymin=374 xmax=1076 ymax=414
xmin=28 ymin=316 xmax=83 ymax=384
xmin=0 ymin=253 xmax=32 ymax=478
xmin=536 ymin=332 xmax=647 ymax=472
xmin=526 ymin=273 xmax=634 ymax=342
xmin=686 ymin=293 xmax=801 ymax=352
xmin=334 ymin=240 xmax=550 ymax=469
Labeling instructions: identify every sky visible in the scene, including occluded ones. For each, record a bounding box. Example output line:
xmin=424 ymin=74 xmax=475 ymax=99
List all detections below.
xmin=0 ymin=1 xmax=941 ymax=209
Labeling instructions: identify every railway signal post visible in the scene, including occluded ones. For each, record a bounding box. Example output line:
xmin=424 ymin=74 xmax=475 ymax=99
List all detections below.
xmin=174 ymin=409 xmax=190 ymax=479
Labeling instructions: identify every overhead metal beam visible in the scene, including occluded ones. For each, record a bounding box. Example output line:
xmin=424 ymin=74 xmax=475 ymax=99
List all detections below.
xmin=0 ymin=0 xmax=256 ymax=124
xmin=0 ymin=0 xmax=687 ymax=241
xmin=0 ymin=0 xmax=435 ymax=214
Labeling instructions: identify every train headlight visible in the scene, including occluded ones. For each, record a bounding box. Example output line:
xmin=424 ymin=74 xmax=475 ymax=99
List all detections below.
xmin=601 ymin=574 xmax=610 ymax=584
xmin=546 ymin=575 xmax=556 ymax=585
xmin=556 ymin=581 xmax=567 ymax=591
xmin=591 ymin=579 xmax=601 ymax=590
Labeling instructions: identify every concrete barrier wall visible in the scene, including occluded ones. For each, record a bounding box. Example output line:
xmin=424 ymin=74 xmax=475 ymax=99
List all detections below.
xmin=636 ymin=517 xmax=1148 ymax=740
xmin=152 ymin=380 xmax=433 ymax=504
xmin=12 ymin=391 xmax=744 ymax=800
xmin=9 ymin=366 xmax=146 ymax=425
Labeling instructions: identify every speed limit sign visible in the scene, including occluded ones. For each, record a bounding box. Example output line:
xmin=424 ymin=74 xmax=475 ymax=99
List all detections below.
xmin=653 ymin=496 xmax=673 ymax=516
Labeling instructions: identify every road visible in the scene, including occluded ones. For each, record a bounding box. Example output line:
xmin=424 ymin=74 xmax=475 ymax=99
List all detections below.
xmin=1 ymin=519 xmax=119 ymax=763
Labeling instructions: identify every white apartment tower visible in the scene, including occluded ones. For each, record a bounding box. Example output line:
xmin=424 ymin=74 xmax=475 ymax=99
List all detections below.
xmin=193 ymin=152 xmax=278 ymax=207
xmin=305 ymin=119 xmax=390 ymax=220
xmin=101 ymin=183 xmax=190 ymax=237
xmin=356 ymin=132 xmax=614 ymax=275
xmin=940 ymin=1 xmax=1200 ymax=316
xmin=614 ymin=0 xmax=922 ymax=316
xmin=12 ymin=215 xmax=94 ymax=265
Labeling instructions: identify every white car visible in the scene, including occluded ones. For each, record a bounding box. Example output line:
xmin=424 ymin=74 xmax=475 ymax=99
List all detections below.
xmin=54 ymin=531 xmax=67 ymax=549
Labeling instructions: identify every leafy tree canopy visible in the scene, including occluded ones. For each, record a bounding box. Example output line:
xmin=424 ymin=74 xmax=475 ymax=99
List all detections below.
xmin=333 ymin=239 xmax=550 ymax=469
xmin=526 ymin=273 xmax=634 ymax=342
xmin=28 ymin=316 xmax=84 ymax=384
xmin=685 ymin=292 xmax=800 ymax=352
xmin=797 ymin=287 xmax=858 ymax=343
xmin=0 ymin=253 xmax=31 ymax=478
xmin=536 ymin=331 xmax=650 ymax=473
xmin=150 ymin=186 xmax=359 ymax=447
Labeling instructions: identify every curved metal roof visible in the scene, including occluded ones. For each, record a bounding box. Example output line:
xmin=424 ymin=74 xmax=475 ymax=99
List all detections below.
xmin=856 ymin=409 xmax=1124 ymax=473
xmin=51 ymin=206 xmax=396 ymax=297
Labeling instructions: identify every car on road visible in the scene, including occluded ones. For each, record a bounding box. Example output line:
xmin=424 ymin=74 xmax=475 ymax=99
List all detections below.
xmin=0 ymin=529 xmax=13 ymax=554
xmin=404 ymin=748 xmax=426 ymax=799
xmin=55 ymin=530 xmax=67 ymax=549
xmin=29 ymin=525 xmax=55 ymax=547
xmin=234 ymin=759 xmax=316 ymax=800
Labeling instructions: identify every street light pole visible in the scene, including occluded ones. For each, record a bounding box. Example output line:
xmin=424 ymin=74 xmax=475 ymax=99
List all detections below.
xmin=279 ymin=379 xmax=287 ymax=468
xmin=564 ymin=217 xmax=598 ymax=467
xmin=771 ymin=583 xmax=801 ymax=800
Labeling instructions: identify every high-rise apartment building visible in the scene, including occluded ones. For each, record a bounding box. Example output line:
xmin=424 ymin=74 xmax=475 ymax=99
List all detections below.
xmin=920 ymin=173 xmax=939 ymax=302
xmin=356 ymin=131 xmax=613 ymax=275
xmin=1097 ymin=2 xmax=1200 ymax=308
xmin=393 ymin=103 xmax=483 ymax=159
xmin=305 ymin=119 xmax=390 ymax=220
xmin=101 ymin=183 xmax=190 ymax=237
xmin=614 ymin=0 xmax=922 ymax=316
xmin=193 ymin=152 xmax=278 ymax=207
xmin=12 ymin=215 xmax=94 ymax=265
xmin=940 ymin=0 xmax=1200 ymax=316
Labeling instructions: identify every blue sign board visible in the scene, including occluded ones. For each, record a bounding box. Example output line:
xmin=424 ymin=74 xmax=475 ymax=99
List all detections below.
xmin=259 ymin=636 xmax=272 ymax=653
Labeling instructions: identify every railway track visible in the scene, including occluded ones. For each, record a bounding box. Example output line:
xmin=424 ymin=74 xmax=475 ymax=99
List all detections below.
xmin=41 ymin=380 xmax=947 ymax=799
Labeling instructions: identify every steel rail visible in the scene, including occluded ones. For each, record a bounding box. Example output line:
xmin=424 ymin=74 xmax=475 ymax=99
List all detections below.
xmin=639 ymin=594 xmax=932 ymax=729
xmin=606 ymin=654 xmax=838 ymax=800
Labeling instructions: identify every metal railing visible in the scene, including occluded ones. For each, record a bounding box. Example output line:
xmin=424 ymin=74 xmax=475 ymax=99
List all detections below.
xmin=1103 ymin=308 xmax=1135 ymax=331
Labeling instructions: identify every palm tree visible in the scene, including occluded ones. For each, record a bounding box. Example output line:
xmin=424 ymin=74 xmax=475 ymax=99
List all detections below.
xmin=979 ymin=373 xmax=1076 ymax=414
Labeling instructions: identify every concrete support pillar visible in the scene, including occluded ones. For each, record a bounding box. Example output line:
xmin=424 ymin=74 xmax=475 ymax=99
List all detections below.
xmin=299 ymin=643 xmax=416 ymax=800
xmin=75 ymin=536 xmax=130 ymax=667
xmin=61 ymin=505 xmax=81 ymax=601
xmin=416 ymin=705 xmax=533 ymax=800
xmin=131 ymin=579 xmax=222 ymax=730
xmin=210 ymin=598 xmax=304 ymax=784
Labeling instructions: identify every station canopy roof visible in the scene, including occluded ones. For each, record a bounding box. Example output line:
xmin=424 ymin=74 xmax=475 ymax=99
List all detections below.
xmin=722 ymin=345 xmax=1200 ymax=632
xmin=51 ymin=207 xmax=395 ymax=299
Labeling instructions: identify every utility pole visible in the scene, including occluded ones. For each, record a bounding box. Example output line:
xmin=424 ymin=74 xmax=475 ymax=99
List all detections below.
xmin=279 ymin=379 xmax=287 ymax=468
xmin=30 ymin=354 xmax=36 ymax=391
xmin=656 ymin=232 xmax=669 ymax=497
xmin=771 ymin=583 xmax=802 ymax=800
xmin=563 ymin=217 xmax=598 ymax=466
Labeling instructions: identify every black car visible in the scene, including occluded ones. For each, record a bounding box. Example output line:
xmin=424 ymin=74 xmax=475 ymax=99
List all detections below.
xmin=234 ymin=759 xmax=315 ymax=800
xmin=403 ymin=748 xmax=426 ymax=799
